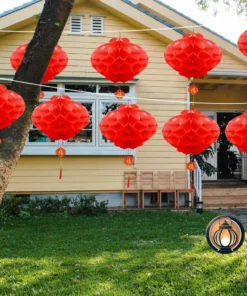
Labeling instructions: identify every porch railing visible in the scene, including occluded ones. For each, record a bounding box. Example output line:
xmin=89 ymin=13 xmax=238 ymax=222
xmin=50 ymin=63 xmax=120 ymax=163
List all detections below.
xmin=193 ymin=159 xmax=202 ymax=203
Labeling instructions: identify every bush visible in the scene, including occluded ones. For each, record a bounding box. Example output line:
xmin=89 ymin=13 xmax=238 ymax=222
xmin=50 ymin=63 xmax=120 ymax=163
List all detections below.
xmin=70 ymin=195 xmax=108 ymax=215
xmin=0 ymin=195 xmax=30 ymax=217
xmin=0 ymin=194 xmax=108 ymax=217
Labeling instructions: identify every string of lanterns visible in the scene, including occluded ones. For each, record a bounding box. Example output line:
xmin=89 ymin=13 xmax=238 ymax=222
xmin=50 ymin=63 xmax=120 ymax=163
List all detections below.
xmin=2 ymin=30 xmax=247 ymax=180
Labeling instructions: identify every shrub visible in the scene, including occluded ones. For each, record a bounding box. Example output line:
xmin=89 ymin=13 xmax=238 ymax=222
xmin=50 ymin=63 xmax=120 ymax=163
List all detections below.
xmin=0 ymin=194 xmax=108 ymax=217
xmin=0 ymin=194 xmax=30 ymax=217
xmin=69 ymin=195 xmax=108 ymax=215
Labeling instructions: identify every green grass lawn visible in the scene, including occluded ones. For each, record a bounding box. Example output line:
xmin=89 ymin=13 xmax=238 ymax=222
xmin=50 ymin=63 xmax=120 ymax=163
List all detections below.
xmin=0 ymin=211 xmax=247 ymax=296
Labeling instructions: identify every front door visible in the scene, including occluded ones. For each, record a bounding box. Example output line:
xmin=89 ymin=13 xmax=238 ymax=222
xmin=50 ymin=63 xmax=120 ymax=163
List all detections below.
xmin=217 ymin=112 xmax=242 ymax=180
xmin=201 ymin=111 xmax=242 ymax=181
xmin=201 ymin=111 xmax=217 ymax=181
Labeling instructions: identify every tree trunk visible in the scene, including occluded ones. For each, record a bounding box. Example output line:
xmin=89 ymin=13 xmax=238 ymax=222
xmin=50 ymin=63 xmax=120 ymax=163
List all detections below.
xmin=0 ymin=0 xmax=75 ymax=203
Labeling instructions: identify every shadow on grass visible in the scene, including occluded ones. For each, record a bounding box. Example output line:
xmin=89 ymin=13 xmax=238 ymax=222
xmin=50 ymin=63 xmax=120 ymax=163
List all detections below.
xmin=0 ymin=211 xmax=247 ymax=295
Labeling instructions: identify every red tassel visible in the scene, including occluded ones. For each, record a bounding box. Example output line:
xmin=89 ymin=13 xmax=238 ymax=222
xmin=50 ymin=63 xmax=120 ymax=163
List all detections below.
xmin=190 ymin=181 xmax=193 ymax=193
xmin=127 ymin=176 xmax=130 ymax=188
xmin=59 ymin=167 xmax=62 ymax=179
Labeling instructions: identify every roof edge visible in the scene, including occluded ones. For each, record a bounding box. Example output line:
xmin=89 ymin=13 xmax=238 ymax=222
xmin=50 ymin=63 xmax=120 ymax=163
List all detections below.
xmin=0 ymin=0 xmax=42 ymax=18
xmin=121 ymin=0 xmax=185 ymax=35
xmin=153 ymin=0 xmax=237 ymax=47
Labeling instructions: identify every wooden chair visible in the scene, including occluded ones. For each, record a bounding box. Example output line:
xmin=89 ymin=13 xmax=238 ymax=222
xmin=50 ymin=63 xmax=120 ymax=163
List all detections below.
xmin=174 ymin=171 xmax=193 ymax=209
xmin=157 ymin=171 xmax=176 ymax=208
xmin=122 ymin=171 xmax=140 ymax=209
xmin=140 ymin=171 xmax=159 ymax=208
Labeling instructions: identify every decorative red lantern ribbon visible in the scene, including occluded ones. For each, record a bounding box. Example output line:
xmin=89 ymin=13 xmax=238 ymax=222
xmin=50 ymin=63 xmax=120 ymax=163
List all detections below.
xmin=100 ymin=104 xmax=157 ymax=150
xmin=238 ymin=30 xmax=247 ymax=57
xmin=10 ymin=44 xmax=68 ymax=83
xmin=226 ymin=111 xmax=247 ymax=153
xmin=32 ymin=95 xmax=90 ymax=178
xmin=164 ymin=33 xmax=222 ymax=79
xmin=162 ymin=109 xmax=220 ymax=155
xmin=91 ymin=38 xmax=149 ymax=83
xmin=0 ymin=84 xmax=25 ymax=130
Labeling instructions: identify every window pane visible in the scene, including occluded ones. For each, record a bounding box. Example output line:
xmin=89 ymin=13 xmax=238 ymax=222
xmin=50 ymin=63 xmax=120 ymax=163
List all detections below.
xmin=66 ymin=103 xmax=93 ymax=144
xmin=99 ymin=85 xmax=129 ymax=93
xmin=101 ymin=102 xmax=121 ymax=143
xmin=29 ymin=130 xmax=55 ymax=143
xmin=41 ymin=84 xmax=57 ymax=92
xmin=67 ymin=130 xmax=92 ymax=143
xmin=65 ymin=85 xmax=96 ymax=93
xmin=102 ymin=102 xmax=120 ymax=116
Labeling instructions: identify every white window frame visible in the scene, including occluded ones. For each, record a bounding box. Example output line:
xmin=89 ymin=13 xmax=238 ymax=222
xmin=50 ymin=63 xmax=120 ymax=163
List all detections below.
xmin=90 ymin=16 xmax=105 ymax=36
xmin=22 ymin=81 xmax=136 ymax=156
xmin=69 ymin=15 xmax=84 ymax=35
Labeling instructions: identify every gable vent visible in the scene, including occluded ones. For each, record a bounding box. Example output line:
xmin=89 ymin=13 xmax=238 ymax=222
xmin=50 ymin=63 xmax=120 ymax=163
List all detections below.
xmin=91 ymin=16 xmax=104 ymax=35
xmin=70 ymin=15 xmax=83 ymax=33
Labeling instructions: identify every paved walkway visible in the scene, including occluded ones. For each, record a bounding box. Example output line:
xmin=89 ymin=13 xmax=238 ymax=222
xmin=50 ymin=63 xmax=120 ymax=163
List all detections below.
xmin=209 ymin=209 xmax=247 ymax=230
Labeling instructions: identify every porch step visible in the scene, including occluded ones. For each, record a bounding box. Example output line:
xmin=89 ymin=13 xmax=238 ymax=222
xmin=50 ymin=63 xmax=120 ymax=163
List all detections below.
xmin=202 ymin=188 xmax=247 ymax=209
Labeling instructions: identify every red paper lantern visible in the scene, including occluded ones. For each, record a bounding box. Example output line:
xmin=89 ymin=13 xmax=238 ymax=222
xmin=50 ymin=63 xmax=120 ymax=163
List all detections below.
xmin=32 ymin=95 xmax=90 ymax=140
xmin=164 ymin=33 xmax=222 ymax=78
xmin=124 ymin=155 xmax=134 ymax=165
xmin=115 ymin=89 xmax=125 ymax=100
xmin=10 ymin=44 xmax=68 ymax=83
xmin=188 ymin=84 xmax=199 ymax=96
xmin=56 ymin=147 xmax=66 ymax=158
xmin=186 ymin=161 xmax=196 ymax=171
xmin=91 ymin=38 xmax=149 ymax=83
xmin=238 ymin=31 xmax=247 ymax=56
xmin=100 ymin=104 xmax=157 ymax=149
xmin=0 ymin=84 xmax=25 ymax=129
xmin=225 ymin=112 xmax=247 ymax=153
xmin=162 ymin=109 xmax=220 ymax=155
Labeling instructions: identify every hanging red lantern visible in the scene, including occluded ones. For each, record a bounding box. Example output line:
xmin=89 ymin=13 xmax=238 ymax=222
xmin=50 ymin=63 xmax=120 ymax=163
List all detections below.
xmin=188 ymin=84 xmax=199 ymax=96
xmin=0 ymin=84 xmax=25 ymax=129
xmin=32 ymin=95 xmax=90 ymax=140
xmin=162 ymin=109 xmax=220 ymax=155
xmin=164 ymin=33 xmax=222 ymax=78
xmin=56 ymin=147 xmax=66 ymax=179
xmin=225 ymin=112 xmax=247 ymax=153
xmin=91 ymin=38 xmax=149 ymax=83
xmin=100 ymin=104 xmax=157 ymax=149
xmin=32 ymin=95 xmax=89 ymax=179
xmin=0 ymin=139 xmax=2 ymax=144
xmin=238 ymin=31 xmax=247 ymax=56
xmin=39 ymin=91 xmax=45 ymax=100
xmin=124 ymin=155 xmax=134 ymax=166
xmin=56 ymin=147 xmax=66 ymax=158
xmin=10 ymin=44 xmax=68 ymax=83
xmin=186 ymin=161 xmax=196 ymax=171
xmin=115 ymin=89 xmax=125 ymax=100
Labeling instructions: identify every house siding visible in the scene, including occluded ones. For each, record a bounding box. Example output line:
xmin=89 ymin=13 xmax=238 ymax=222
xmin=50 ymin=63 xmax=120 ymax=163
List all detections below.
xmin=0 ymin=1 xmax=246 ymax=194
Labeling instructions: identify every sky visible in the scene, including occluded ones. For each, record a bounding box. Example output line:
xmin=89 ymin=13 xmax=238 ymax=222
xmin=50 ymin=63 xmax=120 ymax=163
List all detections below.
xmin=0 ymin=0 xmax=246 ymax=43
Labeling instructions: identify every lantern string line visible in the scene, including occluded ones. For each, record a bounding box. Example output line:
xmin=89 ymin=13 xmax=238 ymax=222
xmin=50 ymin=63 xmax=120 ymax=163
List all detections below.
xmin=0 ymin=24 xmax=204 ymax=34
xmin=1 ymin=76 xmax=247 ymax=105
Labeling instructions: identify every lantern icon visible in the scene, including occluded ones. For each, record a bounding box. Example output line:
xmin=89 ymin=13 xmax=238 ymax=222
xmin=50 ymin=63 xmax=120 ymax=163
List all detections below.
xmin=206 ymin=216 xmax=245 ymax=254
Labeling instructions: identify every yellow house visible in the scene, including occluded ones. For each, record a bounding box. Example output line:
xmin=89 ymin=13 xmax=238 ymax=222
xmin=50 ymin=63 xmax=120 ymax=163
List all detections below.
xmin=1 ymin=0 xmax=247 ymax=209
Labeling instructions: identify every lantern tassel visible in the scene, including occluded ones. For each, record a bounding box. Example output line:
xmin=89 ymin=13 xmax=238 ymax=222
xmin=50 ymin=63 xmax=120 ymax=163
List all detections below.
xmin=190 ymin=181 xmax=193 ymax=193
xmin=59 ymin=158 xmax=63 ymax=179
xmin=127 ymin=176 xmax=130 ymax=188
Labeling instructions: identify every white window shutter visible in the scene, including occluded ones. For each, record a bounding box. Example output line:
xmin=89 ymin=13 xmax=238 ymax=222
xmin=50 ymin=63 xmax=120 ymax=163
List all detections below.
xmin=70 ymin=15 xmax=83 ymax=33
xmin=91 ymin=16 xmax=104 ymax=35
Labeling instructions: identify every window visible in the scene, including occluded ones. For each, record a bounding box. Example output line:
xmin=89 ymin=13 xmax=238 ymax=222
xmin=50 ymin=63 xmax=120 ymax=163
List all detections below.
xmin=70 ymin=15 xmax=83 ymax=34
xmin=90 ymin=16 xmax=104 ymax=35
xmin=22 ymin=82 xmax=135 ymax=156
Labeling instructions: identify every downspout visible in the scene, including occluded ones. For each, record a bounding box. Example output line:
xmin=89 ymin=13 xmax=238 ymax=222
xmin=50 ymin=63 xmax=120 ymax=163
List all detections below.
xmin=187 ymin=78 xmax=193 ymax=206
